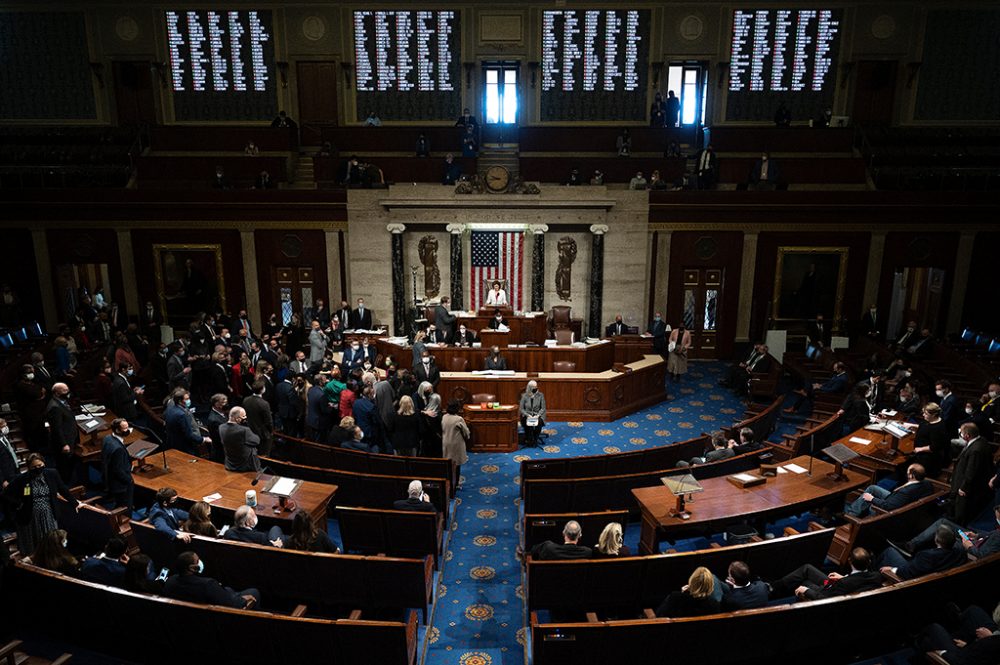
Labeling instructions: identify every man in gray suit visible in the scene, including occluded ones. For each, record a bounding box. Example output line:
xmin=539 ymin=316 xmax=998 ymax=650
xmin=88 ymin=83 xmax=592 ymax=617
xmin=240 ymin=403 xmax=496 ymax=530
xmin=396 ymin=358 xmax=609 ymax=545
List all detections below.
xmin=308 ymin=320 xmax=328 ymax=366
xmin=220 ymin=406 xmax=260 ymax=472
xmin=434 ymin=296 xmax=457 ymax=345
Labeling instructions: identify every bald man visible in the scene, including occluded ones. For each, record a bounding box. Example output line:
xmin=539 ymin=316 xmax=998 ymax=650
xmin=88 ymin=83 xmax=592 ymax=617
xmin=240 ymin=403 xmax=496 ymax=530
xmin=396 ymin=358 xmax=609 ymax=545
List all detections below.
xmin=219 ymin=406 xmax=261 ymax=472
xmin=44 ymin=382 xmax=78 ymax=481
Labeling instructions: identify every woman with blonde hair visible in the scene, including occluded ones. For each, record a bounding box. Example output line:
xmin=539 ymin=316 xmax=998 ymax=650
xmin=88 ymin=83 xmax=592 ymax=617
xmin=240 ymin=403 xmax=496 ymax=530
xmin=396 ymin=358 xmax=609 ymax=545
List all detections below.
xmin=391 ymin=395 xmax=422 ymax=457
xmin=593 ymin=522 xmax=631 ymax=558
xmin=655 ymin=566 xmax=721 ymax=618
xmin=327 ymin=416 xmax=356 ymax=447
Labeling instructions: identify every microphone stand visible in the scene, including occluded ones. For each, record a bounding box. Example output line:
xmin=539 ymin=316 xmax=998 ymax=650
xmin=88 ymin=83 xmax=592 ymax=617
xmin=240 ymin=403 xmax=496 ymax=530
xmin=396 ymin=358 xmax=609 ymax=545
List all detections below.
xmin=131 ymin=423 xmax=168 ymax=471
xmin=807 ymin=433 xmax=814 ymax=477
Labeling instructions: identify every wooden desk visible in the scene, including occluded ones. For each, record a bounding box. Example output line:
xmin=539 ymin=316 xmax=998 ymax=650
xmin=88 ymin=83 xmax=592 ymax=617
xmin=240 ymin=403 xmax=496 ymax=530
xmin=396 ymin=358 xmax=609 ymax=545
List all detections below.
xmin=133 ymin=450 xmax=337 ymax=533
xmin=464 ymin=405 xmax=518 ymax=453
xmin=74 ymin=408 xmax=145 ymax=464
xmin=378 ymin=338 xmax=616 ymax=373
xmin=837 ymin=424 xmax=915 ymax=475
xmin=631 ymin=455 xmax=868 ymax=554
xmin=607 ymin=334 xmax=655 ymax=364
xmin=456 ymin=313 xmax=548 ymax=345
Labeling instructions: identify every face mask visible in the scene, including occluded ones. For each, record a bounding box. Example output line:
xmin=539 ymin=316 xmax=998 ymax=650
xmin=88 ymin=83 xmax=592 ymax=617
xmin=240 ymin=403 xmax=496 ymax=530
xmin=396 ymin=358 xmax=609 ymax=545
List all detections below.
xmin=61 ymin=392 xmax=71 ymax=401
xmin=122 ymin=428 xmax=132 ymax=437
xmin=30 ymin=467 xmax=43 ymax=477
xmin=196 ymin=560 xmax=204 ymax=574
xmin=25 ymin=373 xmax=34 ymax=381
xmin=184 ymin=398 xmax=192 ymax=408
xmin=530 ymin=387 xmax=538 ymax=393
xmin=126 ymin=368 xmax=134 ymax=376
xmin=422 ymin=358 xmax=430 ymax=364
xmin=224 ymin=333 xmax=230 ymax=339
xmin=1 ymin=426 xmax=8 ymax=435
xmin=62 ymin=539 xmax=68 ymax=548
xmin=966 ymin=408 xmax=974 ymax=415
xmin=990 ymin=391 xmax=999 ymax=399
xmin=352 ymin=345 xmax=360 ymax=351
xmin=654 ymin=316 xmax=661 ymax=322
xmin=935 ymin=390 xmax=945 ymax=398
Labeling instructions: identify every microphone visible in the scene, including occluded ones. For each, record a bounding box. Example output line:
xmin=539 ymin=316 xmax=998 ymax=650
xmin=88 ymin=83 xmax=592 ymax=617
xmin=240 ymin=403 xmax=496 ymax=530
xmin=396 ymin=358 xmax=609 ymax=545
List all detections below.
xmin=251 ymin=466 xmax=270 ymax=486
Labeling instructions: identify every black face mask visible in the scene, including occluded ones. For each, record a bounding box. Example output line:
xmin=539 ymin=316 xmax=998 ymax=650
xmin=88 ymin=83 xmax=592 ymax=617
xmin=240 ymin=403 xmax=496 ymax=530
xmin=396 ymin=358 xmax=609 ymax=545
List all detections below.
xmin=29 ymin=467 xmax=44 ymax=477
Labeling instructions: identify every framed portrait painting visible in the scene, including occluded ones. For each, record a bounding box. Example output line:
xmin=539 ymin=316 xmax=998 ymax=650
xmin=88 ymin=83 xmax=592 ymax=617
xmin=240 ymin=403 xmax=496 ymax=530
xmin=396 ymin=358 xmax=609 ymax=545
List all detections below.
xmin=153 ymin=244 xmax=226 ymax=325
xmin=773 ymin=246 xmax=849 ymax=323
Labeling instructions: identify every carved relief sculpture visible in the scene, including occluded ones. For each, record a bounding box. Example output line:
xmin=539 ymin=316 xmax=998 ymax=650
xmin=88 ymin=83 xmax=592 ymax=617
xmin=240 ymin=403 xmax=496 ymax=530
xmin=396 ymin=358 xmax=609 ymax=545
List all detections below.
xmin=418 ymin=235 xmax=441 ymax=298
xmin=555 ymin=236 xmax=577 ymax=301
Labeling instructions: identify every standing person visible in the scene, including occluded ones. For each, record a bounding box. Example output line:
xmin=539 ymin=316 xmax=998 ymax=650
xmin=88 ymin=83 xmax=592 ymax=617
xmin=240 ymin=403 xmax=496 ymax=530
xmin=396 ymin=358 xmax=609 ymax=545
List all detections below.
xmin=666 ymin=324 xmax=691 ymax=381
xmin=441 ymin=400 xmax=470 ymax=484
xmin=616 ymin=129 xmax=632 ymax=157
xmin=519 ymin=380 xmax=546 ymax=448
xmin=911 ymin=403 xmax=951 ymax=478
xmin=665 ymin=90 xmax=681 ymax=128
xmin=44 ymin=382 xmax=78 ymax=482
xmin=3 ymin=453 xmax=80 ymax=556
xmin=308 ymin=320 xmax=328 ymax=366
xmin=243 ymin=380 xmax=274 ymax=457
xmin=416 ymin=382 xmax=442 ymax=457
xmin=390 ymin=396 xmax=422 ymax=457
xmin=101 ymin=418 xmax=135 ymax=511
xmin=434 ymin=297 xmax=456 ymax=344
xmin=220 ymin=407 xmax=261 ymax=473
xmin=647 ymin=312 xmax=668 ymax=356
xmin=305 ymin=374 xmax=334 ymax=442
xmin=694 ymin=144 xmax=718 ymax=190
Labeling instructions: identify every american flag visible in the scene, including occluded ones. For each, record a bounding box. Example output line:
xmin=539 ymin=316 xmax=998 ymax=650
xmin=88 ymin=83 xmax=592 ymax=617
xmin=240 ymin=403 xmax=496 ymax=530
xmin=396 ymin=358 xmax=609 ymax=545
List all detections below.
xmin=471 ymin=231 xmax=524 ymax=311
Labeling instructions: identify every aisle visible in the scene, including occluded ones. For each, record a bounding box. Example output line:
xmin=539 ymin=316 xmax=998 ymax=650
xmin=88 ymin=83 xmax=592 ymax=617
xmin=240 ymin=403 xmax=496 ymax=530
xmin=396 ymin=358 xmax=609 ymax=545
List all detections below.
xmin=421 ymin=361 xmax=746 ymax=665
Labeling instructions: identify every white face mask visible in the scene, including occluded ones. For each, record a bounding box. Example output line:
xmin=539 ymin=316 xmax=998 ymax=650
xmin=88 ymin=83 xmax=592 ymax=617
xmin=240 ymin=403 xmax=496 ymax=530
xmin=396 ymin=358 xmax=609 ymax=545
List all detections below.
xmin=0 ymin=426 xmax=8 ymax=435
xmin=422 ymin=357 xmax=430 ymax=364
xmin=25 ymin=373 xmax=34 ymax=381
xmin=966 ymin=408 xmax=974 ymax=415
xmin=352 ymin=344 xmax=360 ymax=351
xmin=990 ymin=391 xmax=999 ymax=399
xmin=936 ymin=389 xmax=945 ymax=398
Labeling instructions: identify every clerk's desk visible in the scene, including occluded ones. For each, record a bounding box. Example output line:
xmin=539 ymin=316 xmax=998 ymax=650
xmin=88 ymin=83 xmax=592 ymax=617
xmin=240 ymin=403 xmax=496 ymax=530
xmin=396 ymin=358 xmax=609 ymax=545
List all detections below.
xmin=432 ymin=354 xmax=668 ymax=423
xmin=456 ymin=310 xmax=548 ymax=345
xmin=73 ymin=407 xmax=145 ymax=464
xmin=631 ymin=455 xmax=869 ymax=554
xmin=836 ymin=418 xmax=916 ymax=475
xmin=133 ymin=450 xmax=338 ymax=534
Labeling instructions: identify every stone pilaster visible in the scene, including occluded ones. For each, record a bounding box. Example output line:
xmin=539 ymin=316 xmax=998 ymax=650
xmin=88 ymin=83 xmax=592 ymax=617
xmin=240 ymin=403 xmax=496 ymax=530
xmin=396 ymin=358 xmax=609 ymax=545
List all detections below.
xmin=529 ymin=224 xmax=548 ymax=312
xmin=387 ymin=223 xmax=406 ymax=336
xmin=447 ymin=223 xmax=464 ymax=310
xmin=588 ymin=224 xmax=609 ymax=338
xmin=31 ymin=230 xmax=57 ymax=330
xmin=735 ymin=231 xmax=759 ymax=342
xmin=947 ymin=231 xmax=977 ymax=334
xmin=239 ymin=230 xmax=261 ymax=330
xmin=116 ymin=230 xmax=140 ymax=316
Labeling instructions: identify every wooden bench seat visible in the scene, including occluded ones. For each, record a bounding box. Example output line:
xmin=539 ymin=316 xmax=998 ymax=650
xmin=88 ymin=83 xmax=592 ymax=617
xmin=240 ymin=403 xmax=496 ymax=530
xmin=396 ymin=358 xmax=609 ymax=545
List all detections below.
xmin=521 ymin=434 xmax=710 ymax=482
xmin=337 ymin=505 xmax=445 ymax=569
xmin=4 ymin=562 xmax=418 ymax=665
xmin=131 ymin=519 xmax=434 ymax=621
xmin=722 ymin=395 xmax=783 ymax=443
xmin=523 ymin=510 xmax=630 ymax=551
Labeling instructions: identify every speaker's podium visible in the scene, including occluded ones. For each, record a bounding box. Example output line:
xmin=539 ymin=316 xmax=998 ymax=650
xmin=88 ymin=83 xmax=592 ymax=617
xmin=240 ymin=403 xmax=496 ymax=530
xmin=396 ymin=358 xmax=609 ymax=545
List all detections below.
xmin=463 ymin=403 xmax=519 ymax=452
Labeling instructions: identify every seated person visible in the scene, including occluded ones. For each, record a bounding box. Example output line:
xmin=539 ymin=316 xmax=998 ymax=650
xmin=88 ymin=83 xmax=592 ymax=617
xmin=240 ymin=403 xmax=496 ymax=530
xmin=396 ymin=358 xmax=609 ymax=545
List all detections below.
xmin=285 ymin=509 xmax=339 ymax=553
xmin=655 ymin=566 xmax=721 ymax=618
xmin=898 ymin=505 xmax=1000 ymax=561
xmin=784 ymin=361 xmax=850 ymax=414
xmin=148 ymin=487 xmax=193 ymax=543
xmin=79 ymin=536 xmax=129 ymax=586
xmin=164 ymin=551 xmax=260 ymax=610
xmin=566 ymin=168 xmax=583 ymax=186
xmin=748 ymin=152 xmax=780 ymax=190
xmin=487 ymin=309 xmax=509 ymax=331
xmin=485 ymin=281 xmax=508 ymax=307
xmin=123 ymin=553 xmax=165 ymax=595
xmin=27 ymin=530 xmax=79 ymax=575
xmin=530 ymin=520 xmax=592 ymax=560
xmin=393 ymin=479 xmax=436 ymax=512
xmin=894 ymin=384 xmax=922 ymax=417
xmin=453 ymin=324 xmax=477 ymax=347
xmin=719 ymin=561 xmax=769 ymax=611
xmin=720 ymin=343 xmax=770 ymax=393
xmin=485 ymin=346 xmax=508 ymax=371
xmin=628 ymin=171 xmax=647 ymax=190
xmin=592 ymin=522 xmax=631 ymax=558
xmin=223 ymin=505 xmax=285 ymax=548
xmin=878 ymin=524 xmax=965 ymax=580
xmin=184 ymin=500 xmax=220 ymax=538
xmin=340 ymin=423 xmax=378 ymax=454
xmin=916 ymin=604 xmax=1000 ymax=665
xmin=728 ymin=426 xmax=765 ymax=455
xmin=606 ymin=314 xmax=628 ymax=337
xmin=442 ymin=153 xmax=462 ymax=185
xmin=844 ymin=463 xmax=933 ymax=518
xmin=677 ymin=433 xmax=734 ymax=467
xmin=770 ymin=547 xmax=881 ymax=601
xmin=426 ymin=324 xmax=449 ymax=345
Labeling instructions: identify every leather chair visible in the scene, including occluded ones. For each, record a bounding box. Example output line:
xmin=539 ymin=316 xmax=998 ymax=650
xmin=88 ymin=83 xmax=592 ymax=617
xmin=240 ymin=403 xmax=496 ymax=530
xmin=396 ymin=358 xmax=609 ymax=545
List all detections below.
xmin=471 ymin=393 xmax=497 ymax=403
xmin=423 ymin=307 xmax=437 ymax=325
xmin=554 ymin=329 xmax=574 ymax=345
xmin=552 ymin=361 xmax=577 ymax=372
xmin=550 ymin=306 xmax=572 ymax=331
xmin=449 ymin=357 xmax=469 ymax=372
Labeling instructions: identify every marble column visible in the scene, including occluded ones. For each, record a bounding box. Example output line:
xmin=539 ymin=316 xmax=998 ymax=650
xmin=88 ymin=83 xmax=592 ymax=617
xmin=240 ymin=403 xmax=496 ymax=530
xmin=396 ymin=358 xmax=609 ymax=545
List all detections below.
xmin=447 ymin=223 xmax=464 ymax=310
xmin=588 ymin=224 xmax=609 ymax=338
xmin=325 ymin=228 xmax=342 ymax=304
xmin=239 ymin=230 xmax=261 ymax=330
xmin=31 ymin=229 xmax=58 ymax=330
xmin=387 ymin=223 xmax=406 ymax=335
xmin=116 ymin=230 xmax=140 ymax=316
xmin=947 ymin=231 xmax=977 ymax=334
xmin=530 ymin=224 xmax=548 ymax=312
xmin=653 ymin=230 xmax=672 ymax=316
xmin=863 ymin=231 xmax=887 ymax=315
xmin=734 ymin=231 xmax=759 ymax=342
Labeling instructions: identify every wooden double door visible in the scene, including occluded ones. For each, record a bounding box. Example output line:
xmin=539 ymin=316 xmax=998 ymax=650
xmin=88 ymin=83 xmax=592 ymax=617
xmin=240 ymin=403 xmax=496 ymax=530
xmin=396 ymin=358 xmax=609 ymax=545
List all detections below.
xmin=678 ymin=267 xmax=724 ymax=359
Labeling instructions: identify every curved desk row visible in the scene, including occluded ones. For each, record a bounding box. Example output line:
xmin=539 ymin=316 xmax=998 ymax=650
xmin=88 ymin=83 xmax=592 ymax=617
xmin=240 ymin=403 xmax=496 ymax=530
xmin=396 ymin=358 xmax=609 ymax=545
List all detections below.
xmin=434 ymin=354 xmax=668 ymax=422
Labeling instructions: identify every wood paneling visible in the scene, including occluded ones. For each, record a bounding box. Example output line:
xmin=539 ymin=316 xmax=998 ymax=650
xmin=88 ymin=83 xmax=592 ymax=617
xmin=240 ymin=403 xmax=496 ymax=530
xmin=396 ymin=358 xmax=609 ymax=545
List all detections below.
xmin=45 ymin=228 xmax=125 ymax=318
xmin=254 ymin=229 xmax=328 ymax=322
xmin=666 ymin=231 xmax=743 ymax=360
xmin=1 ymin=229 xmax=43 ymax=326
xmin=296 ymin=61 xmax=339 ymax=124
xmin=962 ymin=232 xmax=1000 ymax=333
xmin=878 ymin=231 xmax=959 ymax=334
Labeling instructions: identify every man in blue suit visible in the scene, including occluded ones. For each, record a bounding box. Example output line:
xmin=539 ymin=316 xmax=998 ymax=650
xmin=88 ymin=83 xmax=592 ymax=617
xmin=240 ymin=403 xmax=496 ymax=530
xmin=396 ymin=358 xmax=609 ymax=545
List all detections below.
xmin=786 ymin=362 xmax=850 ymax=413
xmin=934 ymin=379 xmax=960 ymax=433
xmin=164 ymin=388 xmax=210 ymax=453
xmin=305 ymin=374 xmax=334 ymax=442
xmin=101 ymin=418 xmax=134 ymax=511
xmin=878 ymin=524 xmax=965 ymax=580
xmin=79 ymin=537 xmax=129 ymax=586
xmin=646 ymin=312 xmax=668 ymax=355
xmin=341 ymin=339 xmax=366 ymax=373
xmin=719 ymin=561 xmax=769 ymax=611
xmin=148 ymin=487 xmax=192 ymax=542
xmin=351 ymin=385 xmax=384 ymax=453
xmin=845 ymin=463 xmax=933 ymax=517
xmin=901 ymin=505 xmax=1000 ymax=562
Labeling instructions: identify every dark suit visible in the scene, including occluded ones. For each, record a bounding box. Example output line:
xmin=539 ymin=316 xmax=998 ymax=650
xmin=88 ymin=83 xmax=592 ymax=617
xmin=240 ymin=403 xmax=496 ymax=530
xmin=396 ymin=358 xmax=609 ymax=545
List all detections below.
xmin=950 ymin=436 xmax=994 ymax=524
xmin=164 ymin=572 xmax=259 ymax=609
xmin=110 ymin=373 xmax=138 ymax=420
xmin=44 ymin=397 xmax=78 ymax=455
xmin=806 ymin=320 xmax=832 ymax=347
xmin=79 ymin=557 xmax=127 ymax=586
xmin=206 ymin=363 xmax=231 ymax=398
xmin=748 ymin=158 xmax=780 ymax=188
xmin=938 ymin=393 xmax=960 ymax=433
xmin=3 ymin=468 xmax=78 ymax=526
xmin=454 ymin=330 xmax=477 ymax=347
xmin=606 ymin=321 xmax=627 ymax=337
xmin=414 ymin=362 xmax=441 ymax=389
xmin=243 ymin=395 xmax=274 ymax=457
xmin=487 ymin=317 xmax=509 ymax=330
xmin=352 ymin=397 xmax=382 ymax=447
xmin=164 ymin=402 xmax=203 ymax=452
xmin=148 ymin=502 xmax=189 ymax=539
xmin=206 ymin=408 xmax=227 ymax=463
xmin=887 ymin=544 xmax=966 ymax=580
xmin=275 ymin=379 xmax=300 ymax=434
xmin=101 ymin=434 xmax=133 ymax=509
xmin=485 ymin=354 xmax=508 ymax=371
xmin=434 ymin=305 xmax=456 ymax=343
xmin=646 ymin=320 xmax=667 ymax=354
xmin=859 ymin=310 xmax=882 ymax=339
xmin=720 ymin=580 xmax=770 ymax=611
xmin=305 ymin=385 xmax=333 ymax=442
xmin=530 ymin=540 xmax=592 ymax=560
xmin=224 ymin=524 xmax=284 ymax=547
xmin=773 ymin=565 xmax=882 ymax=600
xmin=0 ymin=434 xmax=19 ymax=487
xmin=219 ymin=421 xmax=260 ymax=472
xmin=873 ymin=479 xmax=933 ymax=511
xmin=336 ymin=307 xmax=352 ymax=330
xmin=393 ymin=497 xmax=436 ymax=512
xmin=694 ymin=149 xmax=718 ymax=189
xmin=350 ymin=307 xmax=373 ymax=330
xmin=341 ymin=346 xmax=366 ymax=372
xmin=818 ymin=371 xmax=849 ymax=394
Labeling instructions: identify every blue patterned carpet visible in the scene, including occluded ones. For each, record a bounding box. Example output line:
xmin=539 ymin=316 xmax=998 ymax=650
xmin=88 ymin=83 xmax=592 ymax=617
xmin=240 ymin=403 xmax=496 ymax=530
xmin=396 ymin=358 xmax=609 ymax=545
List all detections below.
xmin=422 ymin=361 xmax=750 ymax=665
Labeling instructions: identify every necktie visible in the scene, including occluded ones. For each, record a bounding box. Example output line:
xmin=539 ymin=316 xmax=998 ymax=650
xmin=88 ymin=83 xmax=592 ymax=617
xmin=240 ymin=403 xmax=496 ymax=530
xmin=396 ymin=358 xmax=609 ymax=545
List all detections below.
xmin=1 ymin=436 xmax=16 ymax=464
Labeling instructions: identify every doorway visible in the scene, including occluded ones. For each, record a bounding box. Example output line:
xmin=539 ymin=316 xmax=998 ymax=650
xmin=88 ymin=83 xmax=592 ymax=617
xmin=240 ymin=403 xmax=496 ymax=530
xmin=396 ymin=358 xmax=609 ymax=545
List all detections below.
xmin=112 ymin=61 xmax=157 ymax=126
xmin=679 ymin=267 xmax=724 ymax=359
xmin=296 ymin=61 xmax=339 ymax=124
xmin=852 ymin=60 xmax=897 ymax=127
xmin=665 ymin=62 xmax=709 ymax=145
xmin=480 ymin=61 xmax=519 ymax=144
